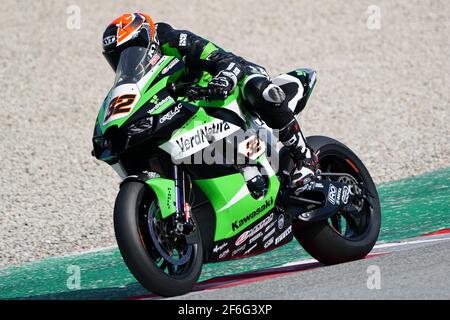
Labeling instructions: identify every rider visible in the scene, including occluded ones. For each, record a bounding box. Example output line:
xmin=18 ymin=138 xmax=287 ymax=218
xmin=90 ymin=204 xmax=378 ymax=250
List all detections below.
xmin=102 ymin=12 xmax=317 ymax=187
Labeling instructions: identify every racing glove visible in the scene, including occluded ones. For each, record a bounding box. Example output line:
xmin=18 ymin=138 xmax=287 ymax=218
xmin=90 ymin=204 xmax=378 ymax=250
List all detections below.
xmin=207 ymin=70 xmax=238 ymax=100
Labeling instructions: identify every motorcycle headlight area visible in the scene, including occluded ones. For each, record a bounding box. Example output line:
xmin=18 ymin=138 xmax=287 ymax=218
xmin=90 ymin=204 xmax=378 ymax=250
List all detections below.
xmin=125 ymin=116 xmax=154 ymax=146
xmin=127 ymin=117 xmax=154 ymax=135
xmin=92 ymin=135 xmax=118 ymax=163
xmin=93 ymin=136 xmax=111 ymax=149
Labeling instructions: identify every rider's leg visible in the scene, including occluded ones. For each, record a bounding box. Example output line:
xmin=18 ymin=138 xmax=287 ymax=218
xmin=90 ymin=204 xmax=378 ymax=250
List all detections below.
xmin=241 ymin=74 xmax=317 ymax=187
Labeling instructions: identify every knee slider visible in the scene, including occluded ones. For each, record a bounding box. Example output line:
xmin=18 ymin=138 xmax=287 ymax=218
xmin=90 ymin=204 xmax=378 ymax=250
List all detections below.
xmin=262 ymin=84 xmax=286 ymax=105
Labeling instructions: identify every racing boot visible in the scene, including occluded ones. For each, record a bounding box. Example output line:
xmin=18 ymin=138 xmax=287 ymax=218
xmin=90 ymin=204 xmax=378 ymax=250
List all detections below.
xmin=279 ymin=119 xmax=318 ymax=188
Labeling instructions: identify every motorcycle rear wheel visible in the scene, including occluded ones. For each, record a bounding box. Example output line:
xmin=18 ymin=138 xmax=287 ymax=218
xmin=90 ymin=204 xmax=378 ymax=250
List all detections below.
xmin=292 ymin=136 xmax=381 ymax=265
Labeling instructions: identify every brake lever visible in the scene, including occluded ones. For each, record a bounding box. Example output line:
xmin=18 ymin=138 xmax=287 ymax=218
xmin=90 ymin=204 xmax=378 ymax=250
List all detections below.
xmin=185 ymin=88 xmax=202 ymax=101
xmin=170 ymin=83 xmax=212 ymax=102
xmin=186 ymin=87 xmax=212 ymax=102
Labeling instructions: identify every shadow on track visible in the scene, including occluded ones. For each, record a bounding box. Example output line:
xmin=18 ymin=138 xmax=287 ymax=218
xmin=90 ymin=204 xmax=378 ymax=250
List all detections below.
xmin=13 ymin=283 xmax=147 ymax=300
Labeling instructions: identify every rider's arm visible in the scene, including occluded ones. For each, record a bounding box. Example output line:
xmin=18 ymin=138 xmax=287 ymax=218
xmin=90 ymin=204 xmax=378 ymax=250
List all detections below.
xmin=155 ymin=22 xmax=244 ymax=87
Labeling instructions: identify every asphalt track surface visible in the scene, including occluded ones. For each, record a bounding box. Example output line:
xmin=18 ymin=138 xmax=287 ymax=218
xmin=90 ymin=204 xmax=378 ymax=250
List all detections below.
xmin=131 ymin=230 xmax=450 ymax=300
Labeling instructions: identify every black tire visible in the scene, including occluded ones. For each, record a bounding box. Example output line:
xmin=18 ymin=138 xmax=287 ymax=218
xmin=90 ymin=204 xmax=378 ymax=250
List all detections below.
xmin=114 ymin=181 xmax=203 ymax=297
xmin=292 ymin=136 xmax=381 ymax=265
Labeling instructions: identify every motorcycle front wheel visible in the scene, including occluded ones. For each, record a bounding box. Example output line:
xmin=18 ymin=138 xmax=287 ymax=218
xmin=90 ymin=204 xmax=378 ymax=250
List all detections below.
xmin=114 ymin=181 xmax=203 ymax=297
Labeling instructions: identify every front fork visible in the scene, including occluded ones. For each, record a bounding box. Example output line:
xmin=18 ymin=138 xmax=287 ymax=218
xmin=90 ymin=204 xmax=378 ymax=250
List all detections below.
xmin=173 ymin=165 xmax=195 ymax=235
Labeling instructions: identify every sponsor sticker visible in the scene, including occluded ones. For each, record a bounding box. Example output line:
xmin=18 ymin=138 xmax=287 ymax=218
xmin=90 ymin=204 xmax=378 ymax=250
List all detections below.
xmin=264 ymin=237 xmax=274 ymax=249
xmin=219 ymin=249 xmax=230 ymax=259
xmin=161 ymin=58 xmax=179 ymax=75
xmin=148 ymin=96 xmax=173 ymax=114
xmin=342 ymin=186 xmax=350 ymax=205
xmin=160 ymin=119 xmax=241 ymax=160
xmin=179 ymin=33 xmax=187 ymax=46
xmin=213 ymin=242 xmax=228 ymax=253
xmin=275 ymin=225 xmax=292 ymax=245
xmin=233 ymin=67 xmax=241 ymax=77
xmin=235 ymin=232 xmax=249 ymax=247
xmin=234 ymin=213 xmax=274 ymax=246
xmin=103 ymin=35 xmax=117 ymax=46
xmin=249 ymin=231 xmax=263 ymax=244
xmin=263 ymin=228 xmax=275 ymax=242
xmin=277 ymin=214 xmax=285 ymax=230
xmin=336 ymin=187 xmax=342 ymax=205
xmin=176 ymin=121 xmax=231 ymax=153
xmin=149 ymin=53 xmax=161 ymax=66
xmin=315 ymin=182 xmax=324 ymax=188
xmin=232 ymin=201 xmax=273 ymax=232
xmin=166 ymin=188 xmax=172 ymax=210
xmin=328 ymin=184 xmax=337 ymax=205
xmin=265 ymin=221 xmax=276 ymax=233
xmin=244 ymin=243 xmax=257 ymax=255
xmin=232 ymin=244 xmax=246 ymax=256
xmin=159 ymin=104 xmax=182 ymax=124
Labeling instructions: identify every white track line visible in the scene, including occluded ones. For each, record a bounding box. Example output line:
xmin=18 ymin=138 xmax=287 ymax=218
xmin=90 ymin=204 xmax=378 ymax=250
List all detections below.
xmin=279 ymin=234 xmax=450 ymax=268
xmin=373 ymin=236 xmax=450 ymax=249
xmin=53 ymin=245 xmax=118 ymax=259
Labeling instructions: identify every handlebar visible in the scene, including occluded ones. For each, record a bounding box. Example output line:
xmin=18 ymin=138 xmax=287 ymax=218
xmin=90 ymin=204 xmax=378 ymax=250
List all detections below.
xmin=170 ymin=83 xmax=213 ymax=102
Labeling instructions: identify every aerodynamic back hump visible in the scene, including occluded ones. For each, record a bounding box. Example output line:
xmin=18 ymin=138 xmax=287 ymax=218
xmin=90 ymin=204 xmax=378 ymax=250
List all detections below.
xmin=273 ymin=68 xmax=317 ymax=114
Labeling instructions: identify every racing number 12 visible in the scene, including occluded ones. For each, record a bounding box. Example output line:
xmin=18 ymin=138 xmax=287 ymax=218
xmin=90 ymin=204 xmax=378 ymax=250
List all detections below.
xmin=104 ymin=94 xmax=136 ymax=122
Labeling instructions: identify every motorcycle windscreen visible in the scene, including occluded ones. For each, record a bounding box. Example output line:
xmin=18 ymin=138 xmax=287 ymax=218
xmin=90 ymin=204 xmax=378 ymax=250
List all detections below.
xmin=114 ymin=46 xmax=161 ymax=87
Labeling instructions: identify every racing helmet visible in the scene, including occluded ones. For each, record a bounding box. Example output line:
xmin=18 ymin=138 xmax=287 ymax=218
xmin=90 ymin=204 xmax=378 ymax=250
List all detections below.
xmin=102 ymin=13 xmax=157 ymax=72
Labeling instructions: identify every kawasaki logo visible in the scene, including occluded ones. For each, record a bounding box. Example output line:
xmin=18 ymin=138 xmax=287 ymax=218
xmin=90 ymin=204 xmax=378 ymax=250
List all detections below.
xmin=213 ymin=242 xmax=228 ymax=253
xmin=232 ymin=198 xmax=273 ymax=232
xmin=175 ymin=121 xmax=231 ymax=153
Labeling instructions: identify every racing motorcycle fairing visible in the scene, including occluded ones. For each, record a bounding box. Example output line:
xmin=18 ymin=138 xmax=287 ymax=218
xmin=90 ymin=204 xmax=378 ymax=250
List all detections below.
xmin=93 ymin=46 xmax=319 ymax=263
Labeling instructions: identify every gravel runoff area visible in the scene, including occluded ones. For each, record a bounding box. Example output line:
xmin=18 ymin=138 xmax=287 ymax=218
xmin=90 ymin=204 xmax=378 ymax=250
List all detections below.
xmin=0 ymin=0 xmax=448 ymax=268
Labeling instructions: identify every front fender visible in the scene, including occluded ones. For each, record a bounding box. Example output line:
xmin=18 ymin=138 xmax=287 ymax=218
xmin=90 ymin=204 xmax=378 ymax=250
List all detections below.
xmin=120 ymin=172 xmax=177 ymax=219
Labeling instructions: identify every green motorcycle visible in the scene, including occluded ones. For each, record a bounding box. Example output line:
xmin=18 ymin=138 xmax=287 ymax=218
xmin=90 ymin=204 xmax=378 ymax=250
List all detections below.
xmin=92 ymin=46 xmax=381 ymax=297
